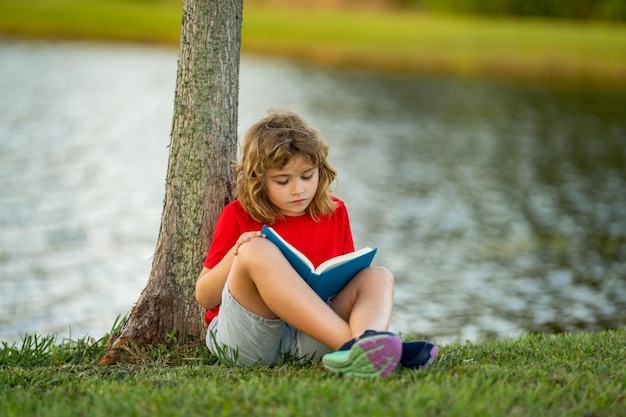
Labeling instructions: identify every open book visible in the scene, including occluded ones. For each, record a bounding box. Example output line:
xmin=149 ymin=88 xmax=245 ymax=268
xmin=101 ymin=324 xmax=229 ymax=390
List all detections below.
xmin=262 ymin=225 xmax=377 ymax=300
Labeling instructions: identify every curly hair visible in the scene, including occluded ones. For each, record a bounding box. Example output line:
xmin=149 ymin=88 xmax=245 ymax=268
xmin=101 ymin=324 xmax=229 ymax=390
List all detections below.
xmin=234 ymin=108 xmax=338 ymax=224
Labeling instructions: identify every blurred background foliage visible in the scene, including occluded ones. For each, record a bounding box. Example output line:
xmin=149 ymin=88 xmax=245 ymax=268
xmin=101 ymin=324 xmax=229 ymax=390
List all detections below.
xmin=246 ymin=0 xmax=626 ymax=21
xmin=402 ymin=0 xmax=626 ymax=21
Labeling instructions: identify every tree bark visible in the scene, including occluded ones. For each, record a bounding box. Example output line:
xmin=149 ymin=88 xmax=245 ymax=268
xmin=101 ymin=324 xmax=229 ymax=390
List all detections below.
xmin=101 ymin=0 xmax=242 ymax=364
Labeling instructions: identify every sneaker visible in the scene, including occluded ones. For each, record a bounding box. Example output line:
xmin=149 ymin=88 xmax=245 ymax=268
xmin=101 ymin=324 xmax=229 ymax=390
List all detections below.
xmin=400 ymin=341 xmax=439 ymax=370
xmin=322 ymin=330 xmax=402 ymax=378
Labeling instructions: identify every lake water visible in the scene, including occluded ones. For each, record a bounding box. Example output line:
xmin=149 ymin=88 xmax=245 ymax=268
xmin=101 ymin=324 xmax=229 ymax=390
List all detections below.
xmin=1 ymin=40 xmax=625 ymax=345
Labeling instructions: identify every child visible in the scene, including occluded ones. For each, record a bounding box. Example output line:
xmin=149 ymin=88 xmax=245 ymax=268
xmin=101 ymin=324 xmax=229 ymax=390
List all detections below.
xmin=195 ymin=108 xmax=438 ymax=377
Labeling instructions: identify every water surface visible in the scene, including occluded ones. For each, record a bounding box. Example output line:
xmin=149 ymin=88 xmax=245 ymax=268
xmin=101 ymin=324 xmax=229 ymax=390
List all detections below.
xmin=1 ymin=40 xmax=625 ymax=344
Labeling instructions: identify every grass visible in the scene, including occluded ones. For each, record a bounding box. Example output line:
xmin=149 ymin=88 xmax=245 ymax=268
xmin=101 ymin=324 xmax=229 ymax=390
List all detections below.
xmin=0 ymin=0 xmax=182 ymax=44
xmin=1 ymin=324 xmax=625 ymax=417
xmin=1 ymin=0 xmax=625 ymax=85
xmin=242 ymin=5 xmax=626 ymax=85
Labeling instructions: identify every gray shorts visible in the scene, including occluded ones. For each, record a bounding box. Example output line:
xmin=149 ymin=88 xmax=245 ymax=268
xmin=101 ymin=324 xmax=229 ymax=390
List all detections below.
xmin=206 ymin=285 xmax=333 ymax=366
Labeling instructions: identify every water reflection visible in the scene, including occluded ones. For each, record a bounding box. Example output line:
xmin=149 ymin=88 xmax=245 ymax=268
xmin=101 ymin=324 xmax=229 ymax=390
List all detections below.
xmin=1 ymin=40 xmax=625 ymax=344
xmin=307 ymin=70 xmax=626 ymax=341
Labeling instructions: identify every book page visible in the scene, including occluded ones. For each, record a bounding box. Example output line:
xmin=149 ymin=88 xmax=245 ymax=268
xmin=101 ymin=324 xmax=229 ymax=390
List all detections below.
xmin=315 ymin=247 xmax=374 ymax=273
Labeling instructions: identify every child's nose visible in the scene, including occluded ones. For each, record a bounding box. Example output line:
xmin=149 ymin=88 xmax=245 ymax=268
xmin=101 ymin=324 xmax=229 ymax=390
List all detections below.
xmin=291 ymin=180 xmax=304 ymax=194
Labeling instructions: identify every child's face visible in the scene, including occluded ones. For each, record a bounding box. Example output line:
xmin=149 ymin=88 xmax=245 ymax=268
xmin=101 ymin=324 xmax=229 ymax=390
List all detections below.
xmin=265 ymin=155 xmax=319 ymax=217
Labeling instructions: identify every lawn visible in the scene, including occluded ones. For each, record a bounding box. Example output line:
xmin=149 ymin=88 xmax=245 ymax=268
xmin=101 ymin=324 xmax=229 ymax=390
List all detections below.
xmin=1 ymin=328 xmax=625 ymax=416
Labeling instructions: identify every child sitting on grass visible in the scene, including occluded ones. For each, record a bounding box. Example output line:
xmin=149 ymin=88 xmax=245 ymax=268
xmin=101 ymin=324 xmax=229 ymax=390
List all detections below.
xmin=195 ymin=108 xmax=438 ymax=377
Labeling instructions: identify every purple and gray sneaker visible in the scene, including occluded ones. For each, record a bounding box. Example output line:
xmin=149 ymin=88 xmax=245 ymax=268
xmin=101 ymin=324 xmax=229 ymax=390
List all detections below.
xmin=322 ymin=330 xmax=402 ymax=378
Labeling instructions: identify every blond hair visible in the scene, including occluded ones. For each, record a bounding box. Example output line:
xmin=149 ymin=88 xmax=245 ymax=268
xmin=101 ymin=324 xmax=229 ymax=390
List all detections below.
xmin=234 ymin=108 xmax=337 ymax=224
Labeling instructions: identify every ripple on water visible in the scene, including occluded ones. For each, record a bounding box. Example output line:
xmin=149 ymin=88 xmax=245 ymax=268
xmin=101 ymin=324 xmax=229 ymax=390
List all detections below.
xmin=1 ymin=40 xmax=625 ymax=344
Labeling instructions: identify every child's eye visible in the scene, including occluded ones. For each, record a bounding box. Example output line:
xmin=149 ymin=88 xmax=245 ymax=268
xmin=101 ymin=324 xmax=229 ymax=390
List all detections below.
xmin=275 ymin=179 xmax=289 ymax=185
xmin=302 ymin=174 xmax=314 ymax=180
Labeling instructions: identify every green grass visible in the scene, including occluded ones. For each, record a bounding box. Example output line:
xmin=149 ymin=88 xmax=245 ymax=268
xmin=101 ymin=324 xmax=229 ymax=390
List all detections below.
xmin=0 ymin=0 xmax=182 ymax=44
xmin=1 ymin=0 xmax=626 ymax=85
xmin=1 ymin=326 xmax=625 ymax=417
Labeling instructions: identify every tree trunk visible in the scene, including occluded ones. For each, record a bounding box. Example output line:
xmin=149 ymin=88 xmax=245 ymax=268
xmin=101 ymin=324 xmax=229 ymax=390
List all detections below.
xmin=101 ymin=0 xmax=242 ymax=365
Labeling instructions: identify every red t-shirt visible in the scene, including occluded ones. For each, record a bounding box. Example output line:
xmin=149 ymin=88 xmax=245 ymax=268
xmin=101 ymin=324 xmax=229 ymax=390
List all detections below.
xmin=203 ymin=196 xmax=355 ymax=324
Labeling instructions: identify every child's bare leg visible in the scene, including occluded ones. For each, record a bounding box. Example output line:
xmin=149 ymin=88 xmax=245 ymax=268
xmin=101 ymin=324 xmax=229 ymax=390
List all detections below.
xmin=226 ymin=238 xmax=352 ymax=349
xmin=322 ymin=269 xmax=400 ymax=378
xmin=329 ymin=266 xmax=394 ymax=336
xmin=326 ymin=267 xmax=438 ymax=375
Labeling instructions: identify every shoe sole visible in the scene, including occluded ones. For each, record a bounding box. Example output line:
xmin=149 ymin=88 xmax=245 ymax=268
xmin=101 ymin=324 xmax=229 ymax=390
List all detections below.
xmin=322 ymin=334 xmax=402 ymax=378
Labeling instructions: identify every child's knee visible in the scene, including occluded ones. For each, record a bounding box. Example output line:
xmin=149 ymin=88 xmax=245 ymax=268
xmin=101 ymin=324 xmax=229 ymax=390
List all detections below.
xmin=353 ymin=266 xmax=394 ymax=291
xmin=234 ymin=237 xmax=279 ymax=266
xmin=367 ymin=266 xmax=394 ymax=284
xmin=369 ymin=266 xmax=394 ymax=285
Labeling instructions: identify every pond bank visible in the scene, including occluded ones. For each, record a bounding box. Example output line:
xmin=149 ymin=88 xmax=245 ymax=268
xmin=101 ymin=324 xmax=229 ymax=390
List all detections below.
xmin=1 ymin=0 xmax=625 ymax=86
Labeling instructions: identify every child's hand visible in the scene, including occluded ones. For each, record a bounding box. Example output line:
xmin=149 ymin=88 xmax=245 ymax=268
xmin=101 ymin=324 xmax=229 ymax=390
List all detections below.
xmin=233 ymin=231 xmax=265 ymax=255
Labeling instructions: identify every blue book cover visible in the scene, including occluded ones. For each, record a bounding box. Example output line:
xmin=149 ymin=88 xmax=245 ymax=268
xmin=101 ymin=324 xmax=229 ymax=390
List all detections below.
xmin=262 ymin=225 xmax=377 ymax=300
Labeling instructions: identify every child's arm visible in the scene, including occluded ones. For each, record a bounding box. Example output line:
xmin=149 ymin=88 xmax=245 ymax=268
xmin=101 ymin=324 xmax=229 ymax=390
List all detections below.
xmin=195 ymin=263 xmax=233 ymax=310
xmin=195 ymin=231 xmax=264 ymax=310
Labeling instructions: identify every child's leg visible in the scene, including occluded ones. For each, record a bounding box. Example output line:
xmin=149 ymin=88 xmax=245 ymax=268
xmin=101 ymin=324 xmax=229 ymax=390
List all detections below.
xmin=328 ymin=266 xmax=395 ymax=336
xmin=228 ymin=238 xmax=404 ymax=377
xmin=321 ymin=267 xmax=402 ymax=377
xmin=328 ymin=268 xmax=438 ymax=373
xmin=226 ymin=238 xmax=353 ymax=350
